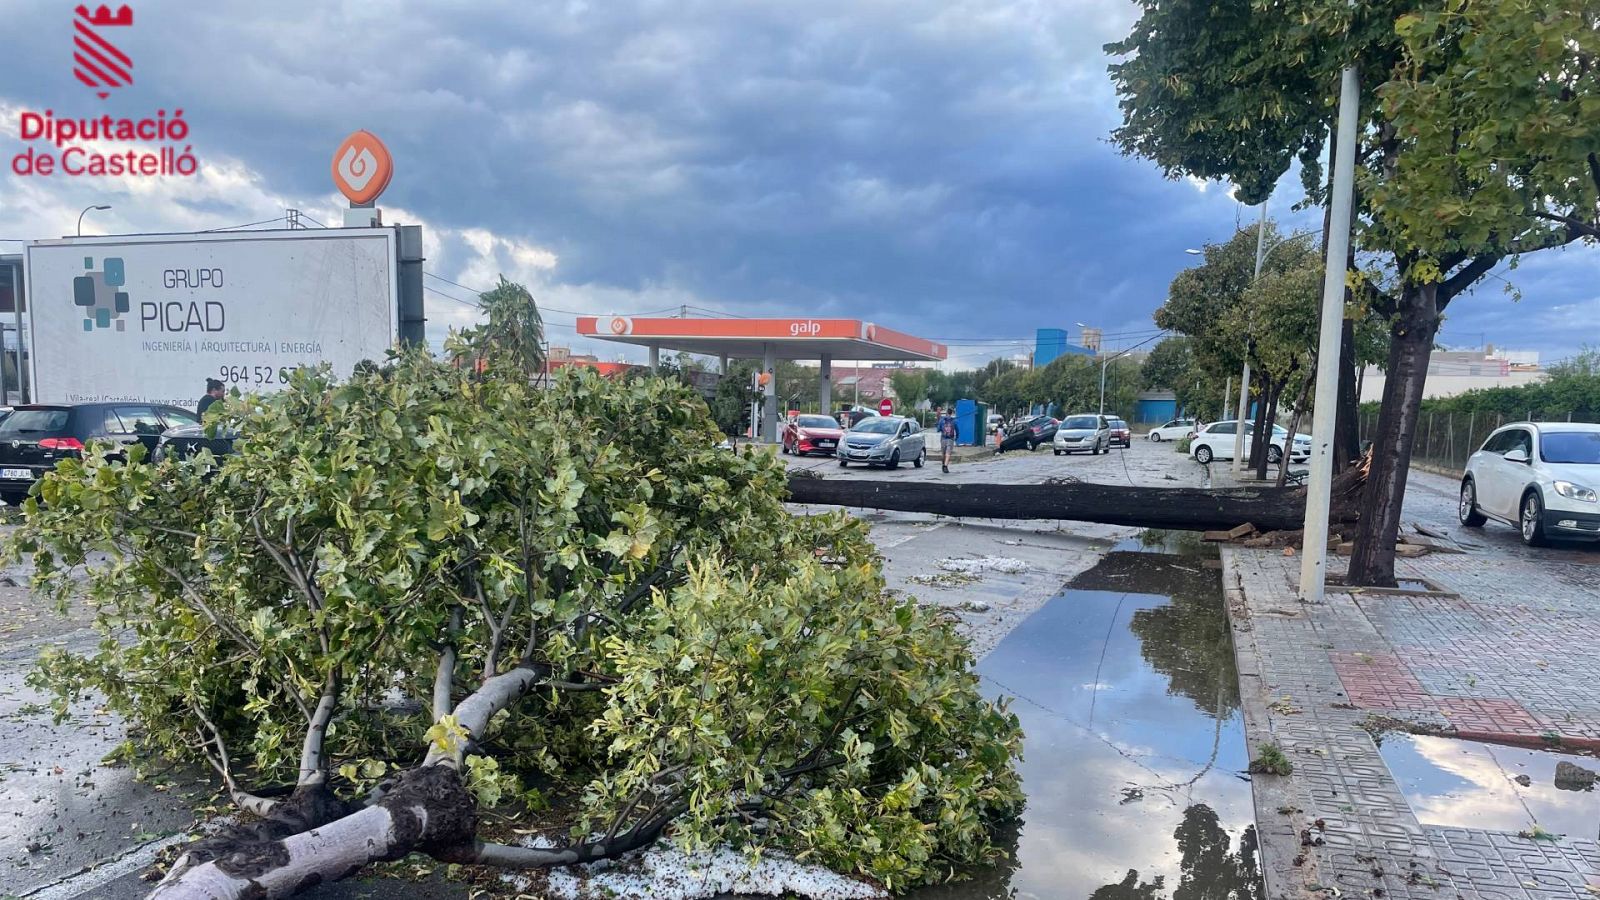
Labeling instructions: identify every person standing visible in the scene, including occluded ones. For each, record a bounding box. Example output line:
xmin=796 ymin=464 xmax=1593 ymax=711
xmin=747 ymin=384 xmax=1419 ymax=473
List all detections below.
xmin=197 ymin=378 xmax=225 ymax=417
xmin=935 ymin=406 xmax=958 ymax=473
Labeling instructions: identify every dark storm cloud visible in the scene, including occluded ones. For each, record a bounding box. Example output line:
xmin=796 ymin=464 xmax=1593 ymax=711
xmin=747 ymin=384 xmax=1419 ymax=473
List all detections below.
xmin=3 ymin=0 xmax=1590 ymax=361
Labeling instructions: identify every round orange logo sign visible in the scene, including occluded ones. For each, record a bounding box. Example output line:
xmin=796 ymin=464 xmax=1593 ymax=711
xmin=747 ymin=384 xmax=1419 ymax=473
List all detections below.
xmin=331 ymin=130 xmax=394 ymax=205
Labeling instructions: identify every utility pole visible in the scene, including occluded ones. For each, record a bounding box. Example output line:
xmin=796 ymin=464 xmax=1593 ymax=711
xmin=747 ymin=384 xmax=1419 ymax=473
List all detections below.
xmin=1234 ymin=203 xmax=1267 ymax=475
xmin=1299 ymin=48 xmax=1361 ymax=603
xmin=1223 ymin=376 xmax=1232 ymax=420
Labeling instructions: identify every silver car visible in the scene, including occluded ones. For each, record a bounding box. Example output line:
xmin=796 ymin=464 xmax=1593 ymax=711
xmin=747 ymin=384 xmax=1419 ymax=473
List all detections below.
xmin=1053 ymin=414 xmax=1110 ymax=455
xmin=837 ymin=415 xmax=927 ymax=469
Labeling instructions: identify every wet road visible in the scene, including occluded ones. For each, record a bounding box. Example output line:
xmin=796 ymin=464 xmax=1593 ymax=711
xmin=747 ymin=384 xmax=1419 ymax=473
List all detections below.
xmin=910 ymin=539 xmax=1262 ymax=900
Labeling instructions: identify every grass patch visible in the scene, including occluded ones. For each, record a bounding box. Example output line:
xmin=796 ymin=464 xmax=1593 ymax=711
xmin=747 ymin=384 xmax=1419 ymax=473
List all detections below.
xmin=1249 ymin=742 xmax=1294 ymax=775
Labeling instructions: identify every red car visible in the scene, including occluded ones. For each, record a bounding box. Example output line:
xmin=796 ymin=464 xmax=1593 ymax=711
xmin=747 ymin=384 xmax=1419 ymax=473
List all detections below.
xmin=1108 ymin=417 xmax=1131 ymax=448
xmin=782 ymin=414 xmax=844 ymax=457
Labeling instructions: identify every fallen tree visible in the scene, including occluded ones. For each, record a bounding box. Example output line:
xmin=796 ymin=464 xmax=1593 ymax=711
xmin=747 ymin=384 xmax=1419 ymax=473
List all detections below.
xmin=786 ymin=457 xmax=1369 ymax=533
xmin=9 ymin=288 xmax=1022 ymax=899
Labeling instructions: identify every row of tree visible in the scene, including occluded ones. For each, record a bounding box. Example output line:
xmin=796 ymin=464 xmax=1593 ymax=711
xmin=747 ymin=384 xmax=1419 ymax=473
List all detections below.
xmin=1107 ymin=0 xmax=1600 ymax=585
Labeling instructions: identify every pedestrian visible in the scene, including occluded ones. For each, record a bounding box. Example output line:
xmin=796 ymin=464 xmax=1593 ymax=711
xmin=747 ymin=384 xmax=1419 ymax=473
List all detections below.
xmin=197 ymin=378 xmax=225 ymax=417
xmin=935 ymin=406 xmax=958 ymax=473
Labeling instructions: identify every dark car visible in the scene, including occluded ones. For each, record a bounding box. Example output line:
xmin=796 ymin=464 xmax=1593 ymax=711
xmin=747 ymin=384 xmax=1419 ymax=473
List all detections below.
xmin=1108 ymin=417 xmax=1132 ymax=448
xmin=997 ymin=415 xmax=1059 ymax=453
xmin=0 ymin=403 xmax=201 ymax=505
xmin=153 ymin=422 xmax=239 ymax=462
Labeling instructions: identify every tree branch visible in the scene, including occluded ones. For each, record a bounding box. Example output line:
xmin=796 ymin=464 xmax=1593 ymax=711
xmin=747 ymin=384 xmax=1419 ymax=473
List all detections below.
xmin=432 ymin=606 xmax=462 ymax=721
xmin=299 ymin=681 xmax=340 ymax=786
xmin=1437 ymin=253 xmax=1503 ymax=304
xmin=190 ymin=707 xmax=278 ymax=817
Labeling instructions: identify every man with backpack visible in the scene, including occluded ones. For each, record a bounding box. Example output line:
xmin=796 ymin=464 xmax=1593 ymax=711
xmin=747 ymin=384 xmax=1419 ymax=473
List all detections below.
xmin=935 ymin=407 xmax=958 ymax=473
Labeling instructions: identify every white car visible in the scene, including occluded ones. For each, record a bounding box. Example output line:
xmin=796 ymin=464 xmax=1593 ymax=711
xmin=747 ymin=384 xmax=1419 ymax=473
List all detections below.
xmin=1188 ymin=419 xmax=1311 ymax=465
xmin=1459 ymin=422 xmax=1600 ymax=545
xmin=1146 ymin=418 xmax=1196 ymax=442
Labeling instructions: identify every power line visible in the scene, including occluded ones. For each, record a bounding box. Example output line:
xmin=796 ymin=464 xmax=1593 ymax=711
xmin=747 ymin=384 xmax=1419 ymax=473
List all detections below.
xmin=202 ymin=216 xmax=288 ymax=232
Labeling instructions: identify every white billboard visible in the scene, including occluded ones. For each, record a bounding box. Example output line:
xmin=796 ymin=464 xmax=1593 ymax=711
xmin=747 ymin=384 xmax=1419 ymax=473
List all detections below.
xmin=25 ymin=229 xmax=399 ymax=408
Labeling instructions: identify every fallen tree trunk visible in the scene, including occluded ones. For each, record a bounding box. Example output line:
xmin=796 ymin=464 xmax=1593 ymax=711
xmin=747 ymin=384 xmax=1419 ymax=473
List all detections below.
xmin=787 ymin=467 xmax=1369 ymax=533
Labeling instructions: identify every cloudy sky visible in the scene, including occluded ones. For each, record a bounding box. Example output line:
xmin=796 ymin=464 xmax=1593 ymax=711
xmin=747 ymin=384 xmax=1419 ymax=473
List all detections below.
xmin=2 ymin=0 xmax=1595 ymax=369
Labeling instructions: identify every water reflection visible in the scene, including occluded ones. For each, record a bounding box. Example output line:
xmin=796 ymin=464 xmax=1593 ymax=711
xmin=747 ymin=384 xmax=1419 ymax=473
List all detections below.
xmin=912 ymin=550 xmax=1261 ymax=899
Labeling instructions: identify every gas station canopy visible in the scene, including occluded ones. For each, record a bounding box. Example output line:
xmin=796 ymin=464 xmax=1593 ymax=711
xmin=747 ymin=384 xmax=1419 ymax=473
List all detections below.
xmin=575 ymin=316 xmax=947 ymax=362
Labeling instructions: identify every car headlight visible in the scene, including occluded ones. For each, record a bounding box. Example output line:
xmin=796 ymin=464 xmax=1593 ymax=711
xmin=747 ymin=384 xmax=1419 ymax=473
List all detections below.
xmin=1553 ymin=480 xmax=1598 ymax=503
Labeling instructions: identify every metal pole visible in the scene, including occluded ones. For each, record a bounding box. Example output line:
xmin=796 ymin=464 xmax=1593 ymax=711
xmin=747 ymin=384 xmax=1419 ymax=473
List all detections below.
xmin=1097 ymin=355 xmax=1107 ymax=418
xmin=1223 ymin=376 xmax=1232 ymax=420
xmin=1234 ymin=203 xmax=1267 ymax=474
xmin=1299 ymin=57 xmax=1361 ymax=603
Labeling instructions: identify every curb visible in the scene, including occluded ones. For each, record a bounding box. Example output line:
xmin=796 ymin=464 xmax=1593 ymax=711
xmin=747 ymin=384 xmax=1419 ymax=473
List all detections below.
xmin=1217 ymin=547 xmax=1314 ymax=900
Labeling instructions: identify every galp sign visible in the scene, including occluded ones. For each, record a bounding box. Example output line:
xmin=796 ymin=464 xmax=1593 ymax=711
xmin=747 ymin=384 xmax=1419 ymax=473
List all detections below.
xmin=331 ymin=130 xmax=393 ymax=205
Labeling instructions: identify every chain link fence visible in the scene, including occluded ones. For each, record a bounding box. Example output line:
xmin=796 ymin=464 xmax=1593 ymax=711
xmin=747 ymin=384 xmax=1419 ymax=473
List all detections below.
xmin=1357 ymin=408 xmax=1585 ymax=473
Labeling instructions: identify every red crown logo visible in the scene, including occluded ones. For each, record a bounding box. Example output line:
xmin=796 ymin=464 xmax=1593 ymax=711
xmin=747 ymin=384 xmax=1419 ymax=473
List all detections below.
xmin=74 ymin=4 xmax=134 ymax=99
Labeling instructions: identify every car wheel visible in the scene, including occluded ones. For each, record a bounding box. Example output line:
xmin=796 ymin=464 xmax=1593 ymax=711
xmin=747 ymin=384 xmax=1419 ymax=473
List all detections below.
xmin=1150 ymin=432 xmax=1161 ymax=442
xmin=838 ymin=459 xmax=847 ymax=467
xmin=913 ymin=448 xmax=925 ymax=468
xmin=1520 ymin=491 xmax=1547 ymax=546
xmin=887 ymin=449 xmax=900 ymax=469
xmin=1194 ymin=445 xmax=1214 ymax=465
xmin=1267 ymin=445 xmax=1283 ymax=465
xmin=1458 ymin=479 xmax=1487 ymax=527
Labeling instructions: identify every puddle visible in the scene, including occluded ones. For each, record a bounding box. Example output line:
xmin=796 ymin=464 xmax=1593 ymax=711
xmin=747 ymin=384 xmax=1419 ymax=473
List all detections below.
xmin=1112 ymin=528 xmax=1217 ymax=558
xmin=1379 ymin=734 xmax=1599 ymax=840
xmin=911 ymin=549 xmax=1261 ymax=899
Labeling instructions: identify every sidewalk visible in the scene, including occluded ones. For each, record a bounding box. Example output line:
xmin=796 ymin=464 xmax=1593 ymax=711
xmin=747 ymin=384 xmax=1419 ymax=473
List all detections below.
xmin=1222 ymin=535 xmax=1600 ymax=898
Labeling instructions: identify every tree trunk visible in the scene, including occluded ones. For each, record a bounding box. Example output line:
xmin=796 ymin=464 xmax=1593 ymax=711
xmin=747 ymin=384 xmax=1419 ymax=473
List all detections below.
xmin=149 ymin=768 xmax=477 ymax=900
xmin=1346 ymin=283 xmax=1441 ymax=586
xmin=1334 ymin=318 xmax=1360 ymax=473
xmin=787 ymin=477 xmax=1314 ymax=532
xmin=1253 ymin=379 xmax=1285 ymax=482
xmin=1277 ymin=358 xmax=1316 ymax=488
xmin=1246 ymin=375 xmax=1272 ymax=475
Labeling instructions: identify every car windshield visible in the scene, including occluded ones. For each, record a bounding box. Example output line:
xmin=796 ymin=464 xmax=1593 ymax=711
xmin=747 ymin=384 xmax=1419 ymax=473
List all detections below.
xmin=0 ymin=409 xmax=70 ymax=434
xmin=1063 ymin=416 xmax=1099 ymax=429
xmin=852 ymin=418 xmax=898 ymax=434
xmin=1541 ymin=431 xmax=1600 ymax=464
xmin=796 ymin=415 xmax=837 ymax=428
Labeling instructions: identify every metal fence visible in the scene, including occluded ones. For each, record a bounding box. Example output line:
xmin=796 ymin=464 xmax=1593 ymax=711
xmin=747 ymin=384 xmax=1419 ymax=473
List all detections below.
xmin=1357 ymin=408 xmax=1585 ymax=473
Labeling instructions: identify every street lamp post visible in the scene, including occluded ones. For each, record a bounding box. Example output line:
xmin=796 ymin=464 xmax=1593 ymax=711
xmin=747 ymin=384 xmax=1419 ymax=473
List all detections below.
xmin=76 ymin=204 xmax=111 ymax=236
xmin=1077 ymin=323 xmax=1165 ymax=420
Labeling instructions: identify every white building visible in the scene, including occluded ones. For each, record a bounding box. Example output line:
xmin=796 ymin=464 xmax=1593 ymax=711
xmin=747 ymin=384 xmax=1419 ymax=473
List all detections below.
xmin=1359 ymin=345 xmax=1545 ymax=402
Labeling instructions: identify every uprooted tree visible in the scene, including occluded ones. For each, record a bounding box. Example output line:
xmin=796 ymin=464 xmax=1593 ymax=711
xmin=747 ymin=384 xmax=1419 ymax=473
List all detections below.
xmin=7 ymin=286 xmax=1022 ymax=899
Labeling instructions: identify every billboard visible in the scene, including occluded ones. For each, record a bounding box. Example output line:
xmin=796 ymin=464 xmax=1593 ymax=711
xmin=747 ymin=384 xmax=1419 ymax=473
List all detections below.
xmin=25 ymin=229 xmax=399 ymax=407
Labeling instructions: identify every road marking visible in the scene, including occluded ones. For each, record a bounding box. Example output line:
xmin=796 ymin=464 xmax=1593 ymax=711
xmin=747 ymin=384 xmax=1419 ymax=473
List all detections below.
xmin=879 ymin=522 xmax=946 ymax=550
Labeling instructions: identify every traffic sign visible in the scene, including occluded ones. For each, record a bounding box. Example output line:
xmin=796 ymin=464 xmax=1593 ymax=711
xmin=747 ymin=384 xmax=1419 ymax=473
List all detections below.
xmin=878 ymin=398 xmax=893 ymax=416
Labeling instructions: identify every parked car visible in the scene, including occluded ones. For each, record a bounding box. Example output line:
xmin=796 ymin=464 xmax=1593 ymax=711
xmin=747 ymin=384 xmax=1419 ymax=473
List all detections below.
xmin=986 ymin=413 xmax=1003 ymax=434
xmin=1188 ymin=419 xmax=1310 ymax=466
xmin=781 ymin=414 xmax=844 ymax=457
xmin=1146 ymin=418 xmax=1196 ymax=442
xmin=998 ymin=415 xmax=1059 ymax=452
xmin=836 ymin=408 xmax=879 ymax=428
xmin=153 ymin=422 xmax=239 ymax=462
xmin=1052 ymin=414 xmax=1110 ymax=455
xmin=1107 ymin=417 xmax=1132 ymax=448
xmin=837 ymin=415 xmax=926 ymax=469
xmin=0 ymin=402 xmax=201 ymax=505
xmin=1459 ymin=422 xmax=1600 ymax=546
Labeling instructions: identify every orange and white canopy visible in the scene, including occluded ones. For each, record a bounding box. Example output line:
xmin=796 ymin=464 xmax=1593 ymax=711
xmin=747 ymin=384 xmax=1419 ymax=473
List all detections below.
xmin=575 ymin=316 xmax=946 ymax=361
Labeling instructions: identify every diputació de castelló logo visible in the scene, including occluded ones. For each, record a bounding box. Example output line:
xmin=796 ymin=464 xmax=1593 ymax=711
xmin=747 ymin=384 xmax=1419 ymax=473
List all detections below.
xmin=74 ymin=3 xmax=133 ymax=99
xmin=9 ymin=4 xmax=199 ymax=179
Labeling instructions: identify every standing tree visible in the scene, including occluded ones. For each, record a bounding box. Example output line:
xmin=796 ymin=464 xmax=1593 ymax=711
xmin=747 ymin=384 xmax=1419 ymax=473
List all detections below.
xmin=888 ymin=368 xmax=931 ymax=415
xmin=1108 ymin=0 xmax=1599 ymax=584
xmin=1220 ymin=258 xmax=1322 ymax=479
xmin=9 ymin=291 xmax=1023 ymax=899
